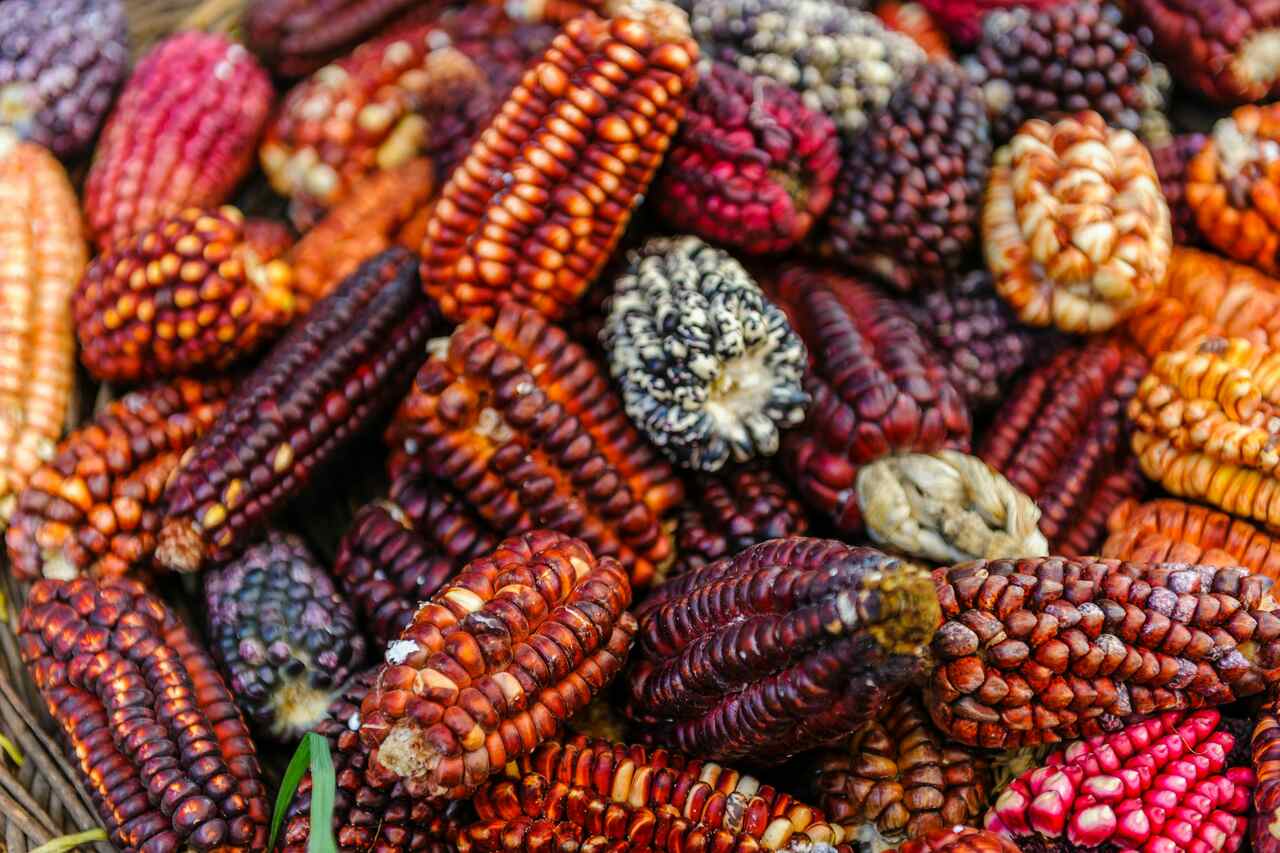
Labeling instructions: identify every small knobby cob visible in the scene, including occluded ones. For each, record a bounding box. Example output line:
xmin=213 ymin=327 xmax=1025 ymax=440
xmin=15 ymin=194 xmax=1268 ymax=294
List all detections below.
xmin=385 ymin=301 xmax=684 ymax=589
xmin=876 ymin=2 xmax=951 ymax=59
xmin=5 ymin=377 xmax=233 ymax=582
xmin=1103 ymin=498 xmax=1280 ymax=580
xmin=84 ymin=33 xmax=273 ymax=252
xmin=769 ymin=265 xmax=971 ymax=533
xmin=983 ymin=110 xmax=1171 ymax=333
xmin=986 ymin=710 xmax=1254 ymax=853
xmin=1152 ymin=133 xmax=1208 ymax=245
xmin=19 ymin=576 xmax=271 ymax=852
xmin=334 ymin=475 xmax=499 ymax=644
xmin=654 ymin=61 xmax=840 ymax=255
xmin=419 ymin=0 xmax=699 ymax=324
xmin=980 ymin=339 xmax=1149 ymax=557
xmin=157 ymin=248 xmax=442 ymax=573
xmin=0 ymin=137 xmax=85 ymax=524
xmin=627 ymin=537 xmax=940 ymax=763
xmin=890 ymin=826 xmax=1020 ymax=853
xmin=359 ymin=530 xmax=637 ymax=800
xmin=1126 ymin=247 xmax=1280 ymax=359
xmin=927 ymin=557 xmax=1280 ymax=749
xmin=459 ymin=735 xmax=854 ymax=853
xmin=74 ymin=206 xmax=296 ymax=383
xmin=814 ymin=693 xmax=990 ymax=844
xmin=1255 ymin=697 xmax=1280 ymax=853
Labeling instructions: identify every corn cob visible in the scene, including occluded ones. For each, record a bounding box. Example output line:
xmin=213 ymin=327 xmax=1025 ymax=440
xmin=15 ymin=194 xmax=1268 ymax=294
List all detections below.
xmin=5 ymin=377 xmax=233 ymax=582
xmin=334 ymin=475 xmax=500 ymax=644
xmin=627 ymin=537 xmax=939 ymax=763
xmin=19 ymin=576 xmax=270 ymax=852
xmin=0 ymin=136 xmax=85 ymax=525
xmin=419 ymin=1 xmax=699 ymax=324
xmin=875 ymin=2 xmax=951 ymax=59
xmin=84 ymin=33 xmax=273 ymax=252
xmin=499 ymin=0 xmax=612 ymax=23
xmin=927 ymin=557 xmax=1280 ymax=749
xmin=890 ymin=827 xmax=1019 ymax=853
xmin=1103 ymin=498 xmax=1280 ymax=580
xmin=359 ymin=530 xmax=637 ymax=800
xmin=156 ymin=248 xmax=442 ymax=573
xmin=1151 ymin=132 xmax=1208 ymax=245
xmin=769 ymin=265 xmax=971 ymax=533
xmin=1254 ymin=697 xmax=1280 ymax=853
xmin=814 ymin=693 xmax=990 ymax=845
xmin=74 ymin=206 xmax=296 ymax=383
xmin=979 ymin=339 xmax=1148 ymax=557
xmin=460 ymin=735 xmax=853 ymax=853
xmin=287 ymin=159 xmax=436 ymax=313
xmin=385 ymin=301 xmax=683 ymax=589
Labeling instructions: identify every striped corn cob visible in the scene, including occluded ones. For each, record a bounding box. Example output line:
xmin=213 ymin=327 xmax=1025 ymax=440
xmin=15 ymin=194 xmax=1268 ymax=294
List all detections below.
xmin=19 ymin=576 xmax=270 ymax=852
xmin=5 ymin=377 xmax=233 ymax=582
xmin=0 ymin=136 xmax=86 ymax=525
xmin=84 ymin=33 xmax=273 ymax=252
xmin=1103 ymin=498 xmax=1280 ymax=579
xmin=359 ymin=530 xmax=636 ymax=800
xmin=1254 ymin=697 xmax=1280 ymax=853
xmin=156 ymin=248 xmax=442 ymax=572
xmin=74 ymin=206 xmax=296 ymax=383
xmin=419 ymin=0 xmax=699 ymax=323
xmin=385 ymin=301 xmax=683 ymax=589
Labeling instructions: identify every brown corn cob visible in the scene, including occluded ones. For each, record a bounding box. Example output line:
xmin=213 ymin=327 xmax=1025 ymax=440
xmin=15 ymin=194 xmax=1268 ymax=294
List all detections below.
xmin=333 ymin=475 xmax=500 ymax=644
xmin=627 ymin=537 xmax=940 ymax=764
xmin=385 ymin=301 xmax=684 ymax=589
xmin=19 ymin=576 xmax=270 ymax=852
xmin=0 ymin=137 xmax=85 ymax=524
xmin=74 ymin=206 xmax=296 ymax=383
xmin=459 ymin=735 xmax=853 ymax=853
xmin=927 ymin=557 xmax=1280 ymax=749
xmin=1254 ymin=696 xmax=1280 ymax=853
xmin=84 ymin=33 xmax=273 ymax=252
xmin=1102 ymin=498 xmax=1280 ymax=580
xmin=5 ymin=377 xmax=233 ymax=582
xmin=814 ymin=693 xmax=990 ymax=844
xmin=979 ymin=339 xmax=1149 ymax=557
xmin=419 ymin=1 xmax=699 ymax=324
xmin=768 ymin=265 xmax=972 ymax=533
xmin=156 ymin=248 xmax=442 ymax=573
xmin=891 ymin=826 xmax=1020 ymax=853
xmin=359 ymin=530 xmax=637 ymax=800
xmin=287 ymin=159 xmax=436 ymax=313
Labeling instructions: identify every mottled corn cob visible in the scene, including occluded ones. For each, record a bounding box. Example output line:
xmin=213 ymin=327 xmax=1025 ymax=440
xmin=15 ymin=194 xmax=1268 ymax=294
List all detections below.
xmin=19 ymin=576 xmax=270 ymax=852
xmin=927 ymin=557 xmax=1280 ymax=749
xmin=876 ymin=2 xmax=951 ymax=59
xmin=359 ymin=530 xmax=637 ymax=800
xmin=419 ymin=2 xmax=699 ymax=324
xmin=84 ymin=33 xmax=273 ymax=252
xmin=385 ymin=301 xmax=683 ymax=589
xmin=815 ymin=693 xmax=990 ymax=844
xmin=1254 ymin=697 xmax=1280 ymax=853
xmin=0 ymin=137 xmax=85 ymax=524
xmin=74 ymin=206 xmax=296 ymax=383
xmin=287 ymin=160 xmax=435 ymax=313
xmin=460 ymin=735 xmax=853 ymax=853
xmin=1103 ymin=498 xmax=1280 ymax=580
xmin=5 ymin=377 xmax=232 ymax=582
xmin=980 ymin=340 xmax=1148 ymax=557
xmin=334 ymin=475 xmax=499 ymax=644
xmin=891 ymin=826 xmax=1020 ymax=853
xmin=627 ymin=537 xmax=940 ymax=763
xmin=769 ymin=265 xmax=971 ymax=533
xmin=157 ymin=248 xmax=441 ymax=572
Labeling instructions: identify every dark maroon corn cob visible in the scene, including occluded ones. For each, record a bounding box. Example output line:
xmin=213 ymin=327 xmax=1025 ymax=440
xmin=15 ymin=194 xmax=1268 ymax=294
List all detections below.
xmin=333 ymin=475 xmax=500 ymax=644
xmin=1151 ymin=132 xmax=1208 ymax=245
xmin=156 ymin=248 xmax=443 ymax=572
xmin=627 ymin=537 xmax=939 ymax=764
xmin=19 ymin=576 xmax=270 ymax=853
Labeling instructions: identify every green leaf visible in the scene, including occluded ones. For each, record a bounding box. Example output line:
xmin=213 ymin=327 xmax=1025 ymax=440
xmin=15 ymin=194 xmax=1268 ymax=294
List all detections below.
xmin=267 ymin=734 xmax=312 ymax=853
xmin=307 ymin=733 xmax=337 ymax=853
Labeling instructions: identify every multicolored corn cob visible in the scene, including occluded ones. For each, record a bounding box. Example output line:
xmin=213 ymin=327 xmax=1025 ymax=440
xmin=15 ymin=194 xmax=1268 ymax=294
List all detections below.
xmin=385 ymin=301 xmax=684 ymax=589
xmin=1103 ymin=498 xmax=1280 ymax=580
xmin=627 ymin=538 xmax=940 ymax=763
xmin=0 ymin=136 xmax=85 ymax=525
xmin=19 ymin=576 xmax=270 ymax=852
xmin=917 ymin=0 xmax=1062 ymax=45
xmin=875 ymin=2 xmax=951 ymax=59
xmin=157 ymin=248 xmax=442 ymax=572
xmin=927 ymin=557 xmax=1280 ymax=749
xmin=5 ymin=377 xmax=232 ymax=582
xmin=1254 ymin=697 xmax=1280 ymax=853
xmin=84 ymin=32 xmax=273 ymax=252
xmin=419 ymin=1 xmax=699 ymax=323
xmin=359 ymin=530 xmax=636 ymax=800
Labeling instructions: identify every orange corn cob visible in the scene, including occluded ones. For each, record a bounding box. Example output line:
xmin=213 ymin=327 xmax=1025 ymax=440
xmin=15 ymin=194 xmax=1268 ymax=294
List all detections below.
xmin=876 ymin=1 xmax=951 ymax=59
xmin=1102 ymin=498 xmax=1280 ymax=580
xmin=0 ymin=136 xmax=86 ymax=524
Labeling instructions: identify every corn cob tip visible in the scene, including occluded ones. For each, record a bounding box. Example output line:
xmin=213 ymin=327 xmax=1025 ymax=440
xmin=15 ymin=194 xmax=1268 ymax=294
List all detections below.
xmin=156 ymin=519 xmax=204 ymax=573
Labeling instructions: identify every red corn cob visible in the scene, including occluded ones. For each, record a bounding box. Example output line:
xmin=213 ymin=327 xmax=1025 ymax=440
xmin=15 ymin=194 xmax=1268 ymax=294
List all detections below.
xmin=84 ymin=32 xmax=273 ymax=252
xmin=890 ymin=826 xmax=1020 ymax=853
